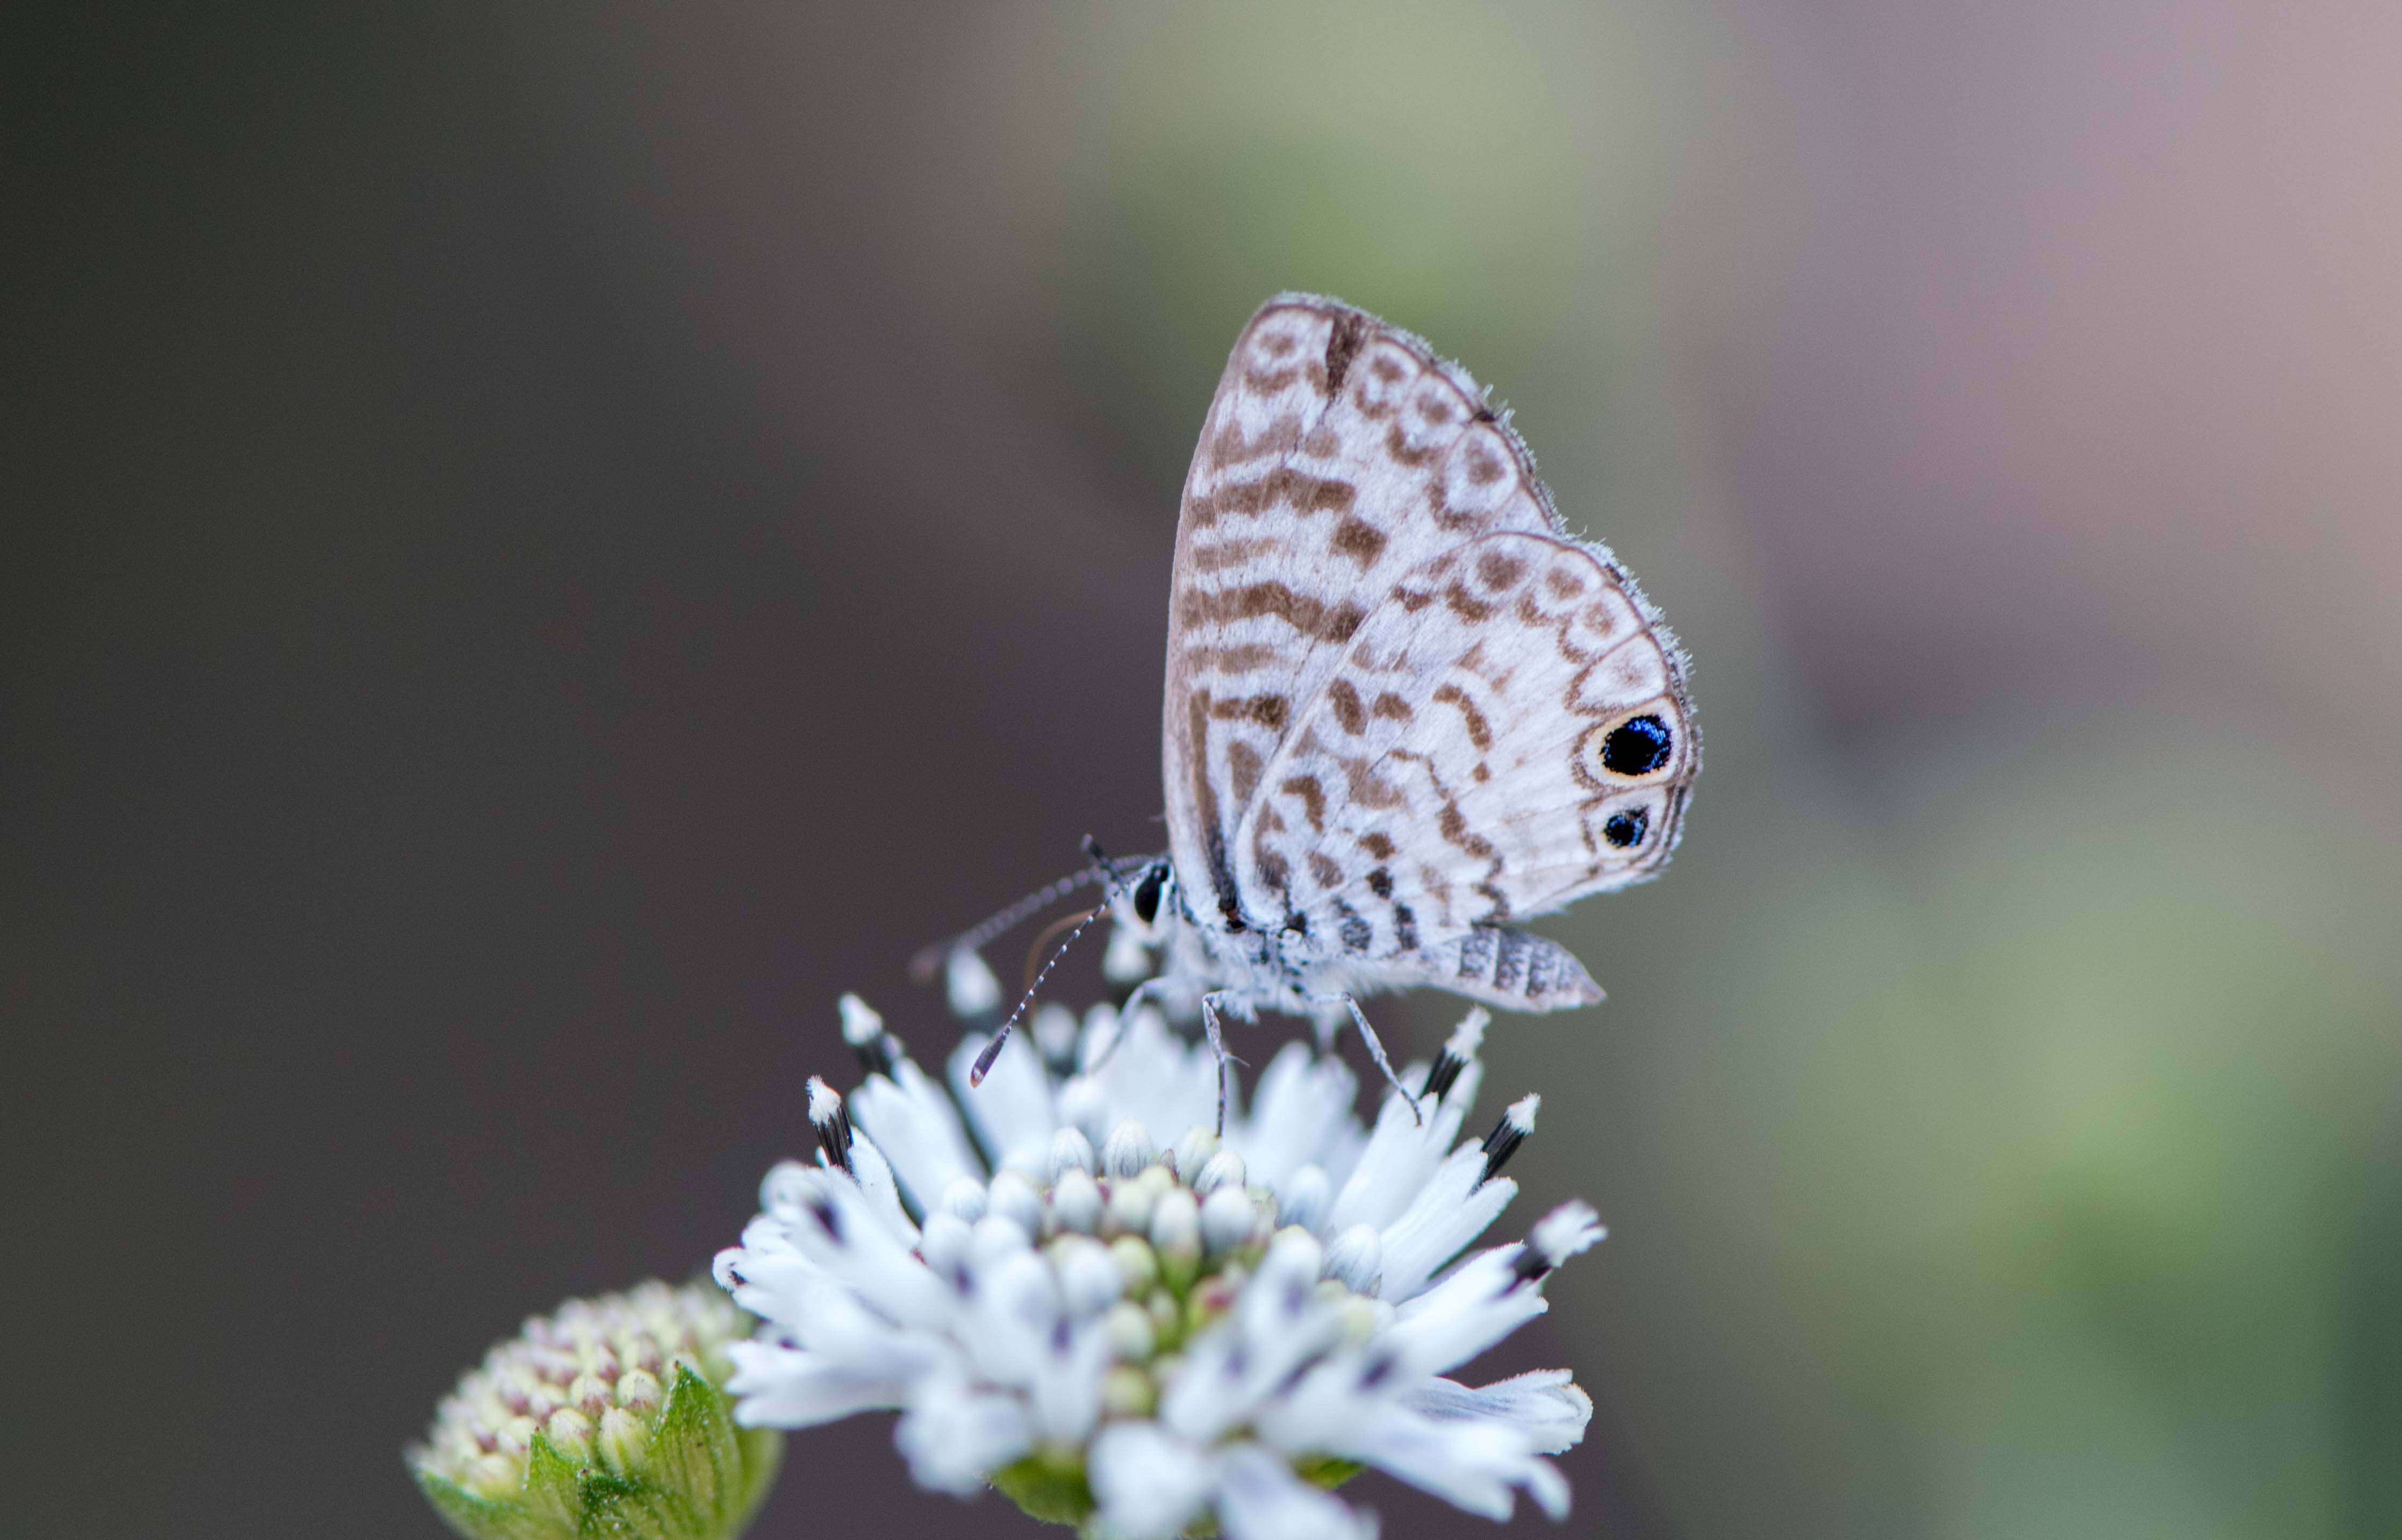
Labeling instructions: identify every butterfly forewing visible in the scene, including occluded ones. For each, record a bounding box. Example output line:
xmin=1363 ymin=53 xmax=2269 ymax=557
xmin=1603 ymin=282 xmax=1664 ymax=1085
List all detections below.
xmin=1162 ymin=296 xmax=1584 ymax=929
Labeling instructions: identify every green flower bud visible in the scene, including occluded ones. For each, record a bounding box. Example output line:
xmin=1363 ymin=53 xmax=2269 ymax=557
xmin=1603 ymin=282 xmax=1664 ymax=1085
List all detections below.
xmin=408 ymin=1281 xmax=783 ymax=1540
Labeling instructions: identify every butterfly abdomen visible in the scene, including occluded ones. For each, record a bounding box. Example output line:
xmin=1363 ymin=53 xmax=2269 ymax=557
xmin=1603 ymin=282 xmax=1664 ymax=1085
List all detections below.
xmin=1409 ymin=926 xmax=1603 ymax=1012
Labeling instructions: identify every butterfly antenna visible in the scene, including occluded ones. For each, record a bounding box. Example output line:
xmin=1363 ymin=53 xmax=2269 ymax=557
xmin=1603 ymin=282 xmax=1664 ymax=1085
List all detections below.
xmin=969 ymin=837 xmax=1128 ymax=1087
xmin=909 ymin=864 xmax=1118 ymax=983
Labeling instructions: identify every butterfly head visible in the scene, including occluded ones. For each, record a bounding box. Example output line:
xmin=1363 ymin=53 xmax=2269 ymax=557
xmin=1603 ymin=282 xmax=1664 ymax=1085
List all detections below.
xmin=1113 ymin=856 xmax=1180 ymax=945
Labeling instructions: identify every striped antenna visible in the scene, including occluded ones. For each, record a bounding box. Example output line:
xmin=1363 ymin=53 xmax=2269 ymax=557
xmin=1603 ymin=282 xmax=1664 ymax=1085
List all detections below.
xmin=968 ymin=837 xmax=1129 ymax=1088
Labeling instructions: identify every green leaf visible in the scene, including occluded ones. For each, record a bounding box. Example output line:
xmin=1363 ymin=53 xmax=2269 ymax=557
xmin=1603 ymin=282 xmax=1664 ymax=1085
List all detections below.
xmin=991 ymin=1449 xmax=1095 ymax=1527
xmin=648 ymin=1364 xmax=742 ymax=1529
xmin=411 ymin=1466 xmax=562 ymax=1540
xmin=576 ymin=1466 xmax=689 ymax=1540
xmin=729 ymin=1427 xmax=784 ymax=1537
xmin=1294 ymin=1455 xmax=1365 ymax=1491
xmin=521 ymin=1433 xmax=587 ymax=1534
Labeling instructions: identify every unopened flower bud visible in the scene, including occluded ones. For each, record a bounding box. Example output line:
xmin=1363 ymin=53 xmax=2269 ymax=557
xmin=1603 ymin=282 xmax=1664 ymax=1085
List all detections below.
xmin=1110 ymin=1236 xmax=1160 ymax=1296
xmin=408 ymin=1281 xmax=780 ymax=1540
xmin=1104 ymin=1172 xmax=1159 ymax=1237
xmin=1100 ymin=1364 xmax=1157 ymax=1417
xmin=1103 ymin=1300 xmax=1156 ymax=1362
xmin=596 ymin=1406 xmax=649 ymax=1475
xmin=1192 ymin=1147 xmax=1247 ymax=1196
xmin=1171 ymin=1124 xmax=1219 ymax=1179
xmin=1102 ymin=1119 xmax=1159 ymax=1178
xmin=615 ymin=1368 xmax=663 ymax=1417
xmin=1046 ymin=1126 xmax=1095 ymax=1184
xmin=1278 ymin=1163 xmax=1332 ymax=1233
xmin=1199 ymin=1185 xmax=1256 ymax=1256
xmin=1150 ymin=1188 xmax=1202 ymax=1288
xmin=1050 ymin=1166 xmax=1103 ymax=1234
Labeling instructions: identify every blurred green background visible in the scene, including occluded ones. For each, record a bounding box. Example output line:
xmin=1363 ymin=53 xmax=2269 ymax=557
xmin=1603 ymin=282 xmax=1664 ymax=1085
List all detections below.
xmin=8 ymin=3 xmax=2398 ymax=1537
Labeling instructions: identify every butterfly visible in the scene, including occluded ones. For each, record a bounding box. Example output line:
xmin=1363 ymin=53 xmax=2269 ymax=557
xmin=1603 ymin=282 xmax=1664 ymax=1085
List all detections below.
xmin=972 ymin=295 xmax=1696 ymax=1118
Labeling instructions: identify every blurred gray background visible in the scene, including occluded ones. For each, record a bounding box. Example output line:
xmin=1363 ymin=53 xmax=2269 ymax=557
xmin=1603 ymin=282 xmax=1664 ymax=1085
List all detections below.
xmin=8 ymin=3 xmax=2399 ymax=1536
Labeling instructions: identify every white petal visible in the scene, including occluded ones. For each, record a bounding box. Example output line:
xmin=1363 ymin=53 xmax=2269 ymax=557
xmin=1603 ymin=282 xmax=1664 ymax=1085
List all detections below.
xmin=1383 ymin=1248 xmax=1548 ymax=1375
xmin=1101 ymin=920 xmax=1153 ymax=984
xmin=1076 ymin=1004 xmax=1121 ymax=1074
xmin=1359 ymin=1409 xmax=1566 ymax=1521
xmin=1032 ymin=1000 xmax=1084 ymax=1064
xmin=712 ymin=1235 xmax=820 ymax=1325
xmin=762 ymin=1166 xmax=953 ymax=1332
xmin=1264 ymin=1387 xmax=1568 ymax=1524
xmin=1528 ymin=1200 xmax=1606 ymax=1268
xmin=1235 ymin=1229 xmax=1329 ymax=1344
xmin=1230 ymin=1042 xmax=1357 ymax=1190
xmin=1089 ymin=1423 xmax=1215 ymax=1540
xmin=1215 ymin=1443 xmax=1379 ymax=1540
xmin=1027 ymin=1316 xmax=1113 ymax=1444
xmin=958 ymin=1247 xmax=1060 ymax=1389
xmin=1057 ymin=1072 xmax=1110 ymax=1149
xmin=1376 ymin=1145 xmax=1515 ymax=1301
xmin=725 ymin=1259 xmax=875 ymax=1355
xmin=1325 ymin=1084 xmax=1470 ymax=1237
xmin=1429 ymin=1008 xmax=1489 ymax=1119
xmin=950 ymin=1028 xmax=1058 ymax=1170
xmin=1053 ymin=1234 xmax=1124 ymax=1316
xmin=945 ymin=947 xmax=1004 ymax=1017
xmin=1246 ymin=1351 xmax=1382 ymax=1455
xmin=1405 ymin=1370 xmax=1593 ymax=1455
xmin=1164 ymin=1232 xmax=1340 ymax=1442
xmin=1092 ymin=1004 xmax=1220 ymax=1143
xmin=1323 ymin=1223 xmax=1383 ymax=1295
xmin=893 ymin=1372 xmax=1031 ymax=1494
xmin=723 ymin=1339 xmax=935 ymax=1428
xmin=849 ymin=1061 xmax=985 ymax=1212
xmin=844 ymin=1126 xmax=921 ymax=1246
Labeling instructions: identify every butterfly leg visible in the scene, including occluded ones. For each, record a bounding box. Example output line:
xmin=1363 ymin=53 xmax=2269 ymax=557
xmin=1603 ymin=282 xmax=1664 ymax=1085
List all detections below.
xmin=1086 ymin=976 xmax=1171 ymax=1073
xmin=1199 ymin=990 xmax=1245 ymax=1136
xmin=1317 ymin=993 xmax=1422 ymax=1127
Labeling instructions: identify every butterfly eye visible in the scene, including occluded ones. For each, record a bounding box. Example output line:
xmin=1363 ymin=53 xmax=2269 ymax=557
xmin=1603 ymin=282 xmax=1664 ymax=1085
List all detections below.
xmin=1131 ymin=865 xmax=1168 ymax=926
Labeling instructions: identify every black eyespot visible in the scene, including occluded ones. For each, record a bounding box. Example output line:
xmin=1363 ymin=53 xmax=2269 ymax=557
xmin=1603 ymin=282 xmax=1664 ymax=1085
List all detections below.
xmin=1599 ymin=714 xmax=1673 ymax=777
xmin=1131 ymin=865 xmax=1166 ymax=926
xmin=1602 ymin=808 xmax=1648 ymax=849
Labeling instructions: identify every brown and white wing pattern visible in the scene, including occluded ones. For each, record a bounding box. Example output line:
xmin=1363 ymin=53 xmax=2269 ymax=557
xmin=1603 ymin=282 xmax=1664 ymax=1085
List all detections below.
xmin=1161 ymin=295 xmax=1582 ymax=927
xmin=1234 ymin=532 xmax=1696 ymax=1004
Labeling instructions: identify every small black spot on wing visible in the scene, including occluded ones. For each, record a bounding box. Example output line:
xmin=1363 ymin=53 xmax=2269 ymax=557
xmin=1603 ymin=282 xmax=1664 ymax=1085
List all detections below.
xmin=1333 ymin=900 xmax=1373 ymax=956
xmin=1601 ymin=714 xmax=1673 ymax=776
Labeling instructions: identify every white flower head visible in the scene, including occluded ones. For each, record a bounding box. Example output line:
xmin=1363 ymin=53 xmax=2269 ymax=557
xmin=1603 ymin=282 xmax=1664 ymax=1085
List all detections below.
xmin=715 ymin=962 xmax=1604 ymax=1537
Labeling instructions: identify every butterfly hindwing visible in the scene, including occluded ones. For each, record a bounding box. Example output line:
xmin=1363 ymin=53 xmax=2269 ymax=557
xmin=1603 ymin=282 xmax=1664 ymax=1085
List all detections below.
xmin=1233 ymin=532 xmax=1695 ymax=981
